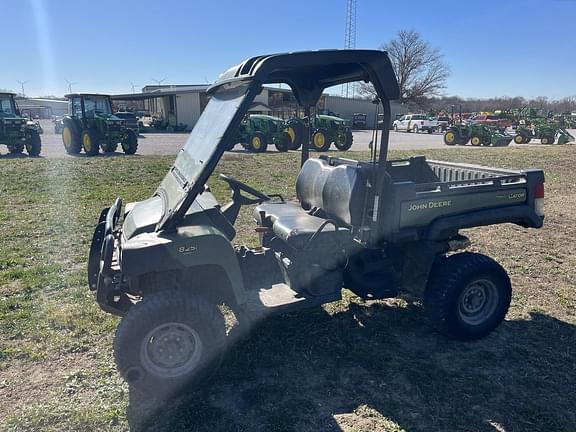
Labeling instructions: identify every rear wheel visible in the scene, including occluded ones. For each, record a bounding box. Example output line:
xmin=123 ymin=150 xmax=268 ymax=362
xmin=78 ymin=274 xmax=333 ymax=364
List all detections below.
xmin=311 ymin=129 xmax=330 ymax=152
xmin=334 ymin=129 xmax=353 ymax=151
xmin=114 ymin=291 xmax=226 ymax=399
xmin=514 ymin=133 xmax=526 ymax=144
xmin=246 ymin=132 xmax=267 ymax=153
xmin=424 ymin=252 xmax=512 ymax=341
xmin=470 ymin=135 xmax=482 ymax=146
xmin=541 ymin=136 xmax=554 ymax=145
xmin=25 ymin=131 xmax=42 ymax=156
xmin=81 ymin=129 xmax=99 ymax=156
xmin=122 ymin=129 xmax=139 ymax=155
xmin=62 ymin=124 xmax=81 ymax=154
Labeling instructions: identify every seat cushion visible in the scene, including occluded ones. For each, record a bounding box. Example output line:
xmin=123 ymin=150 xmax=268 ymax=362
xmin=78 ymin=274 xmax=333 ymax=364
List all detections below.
xmin=254 ymin=201 xmax=304 ymax=227
xmin=272 ymin=212 xmax=338 ymax=250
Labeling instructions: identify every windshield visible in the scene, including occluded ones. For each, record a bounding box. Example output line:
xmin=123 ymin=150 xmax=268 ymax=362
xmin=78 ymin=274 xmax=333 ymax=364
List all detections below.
xmin=174 ymin=82 xmax=249 ymax=181
xmin=0 ymin=95 xmax=17 ymax=116
xmin=156 ymin=81 xmax=251 ymax=225
xmin=83 ymin=96 xmax=112 ymax=117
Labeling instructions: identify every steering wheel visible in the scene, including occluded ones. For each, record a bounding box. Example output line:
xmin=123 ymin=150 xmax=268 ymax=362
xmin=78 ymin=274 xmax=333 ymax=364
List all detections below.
xmin=219 ymin=174 xmax=270 ymax=204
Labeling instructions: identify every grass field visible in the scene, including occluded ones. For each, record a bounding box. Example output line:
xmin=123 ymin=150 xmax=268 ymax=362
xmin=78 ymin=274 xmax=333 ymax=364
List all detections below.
xmin=0 ymin=146 xmax=574 ymax=432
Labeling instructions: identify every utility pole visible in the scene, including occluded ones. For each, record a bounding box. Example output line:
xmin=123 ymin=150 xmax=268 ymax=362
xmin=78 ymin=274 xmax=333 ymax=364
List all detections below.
xmin=65 ymin=79 xmax=77 ymax=94
xmin=17 ymin=80 xmax=29 ymax=98
xmin=130 ymin=82 xmax=139 ymax=93
xmin=342 ymin=0 xmax=357 ymax=98
xmin=151 ymin=77 xmax=166 ymax=87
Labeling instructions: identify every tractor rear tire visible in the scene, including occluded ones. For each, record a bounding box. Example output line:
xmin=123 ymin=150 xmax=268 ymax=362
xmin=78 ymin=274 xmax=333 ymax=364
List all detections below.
xmin=114 ymin=291 xmax=226 ymax=399
xmin=122 ymin=129 xmax=139 ymax=155
xmin=7 ymin=143 xmax=24 ymax=154
xmin=334 ymin=129 xmax=353 ymax=151
xmin=274 ymin=132 xmax=291 ymax=152
xmin=62 ymin=124 xmax=81 ymax=154
xmin=246 ymin=132 xmax=267 ymax=153
xmin=25 ymin=131 xmax=42 ymax=156
xmin=311 ymin=129 xmax=330 ymax=152
xmin=424 ymin=252 xmax=512 ymax=341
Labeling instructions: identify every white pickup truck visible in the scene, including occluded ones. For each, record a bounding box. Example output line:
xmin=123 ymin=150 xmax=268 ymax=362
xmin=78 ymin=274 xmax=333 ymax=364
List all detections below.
xmin=393 ymin=114 xmax=439 ymax=133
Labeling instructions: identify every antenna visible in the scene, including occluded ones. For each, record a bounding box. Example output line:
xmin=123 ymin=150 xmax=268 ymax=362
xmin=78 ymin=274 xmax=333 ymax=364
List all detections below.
xmin=130 ymin=81 xmax=139 ymax=93
xmin=16 ymin=80 xmax=29 ymax=97
xmin=65 ymin=79 xmax=77 ymax=94
xmin=342 ymin=0 xmax=357 ymax=98
xmin=151 ymin=77 xmax=166 ymax=86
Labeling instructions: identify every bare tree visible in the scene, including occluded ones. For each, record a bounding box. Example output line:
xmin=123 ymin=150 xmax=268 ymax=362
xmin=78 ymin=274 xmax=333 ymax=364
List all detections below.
xmin=359 ymin=30 xmax=450 ymax=104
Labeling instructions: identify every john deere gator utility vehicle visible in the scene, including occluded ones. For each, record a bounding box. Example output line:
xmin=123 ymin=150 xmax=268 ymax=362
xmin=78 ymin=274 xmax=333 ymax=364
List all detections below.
xmin=62 ymin=94 xmax=138 ymax=156
xmin=88 ymin=50 xmax=545 ymax=398
xmin=235 ymin=114 xmax=291 ymax=153
xmin=444 ymin=122 xmax=512 ymax=147
xmin=0 ymin=92 xmax=42 ymax=156
xmin=514 ymin=120 xmax=574 ymax=145
xmin=285 ymin=114 xmax=353 ymax=151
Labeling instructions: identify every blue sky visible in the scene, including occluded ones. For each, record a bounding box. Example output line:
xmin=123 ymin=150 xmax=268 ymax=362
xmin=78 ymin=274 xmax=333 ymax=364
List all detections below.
xmin=1 ymin=0 xmax=575 ymax=99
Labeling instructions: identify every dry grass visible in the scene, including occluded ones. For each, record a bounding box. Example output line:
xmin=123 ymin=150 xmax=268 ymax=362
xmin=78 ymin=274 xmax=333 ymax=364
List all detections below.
xmin=0 ymin=146 xmax=574 ymax=431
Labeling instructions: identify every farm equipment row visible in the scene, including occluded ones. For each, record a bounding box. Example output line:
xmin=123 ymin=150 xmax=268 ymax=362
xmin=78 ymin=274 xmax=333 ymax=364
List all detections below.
xmin=234 ymin=113 xmax=353 ymax=153
xmin=444 ymin=123 xmax=513 ymax=147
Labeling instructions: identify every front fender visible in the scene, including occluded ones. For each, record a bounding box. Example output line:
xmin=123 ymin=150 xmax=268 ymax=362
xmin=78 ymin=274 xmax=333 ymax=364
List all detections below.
xmin=121 ymin=225 xmax=246 ymax=304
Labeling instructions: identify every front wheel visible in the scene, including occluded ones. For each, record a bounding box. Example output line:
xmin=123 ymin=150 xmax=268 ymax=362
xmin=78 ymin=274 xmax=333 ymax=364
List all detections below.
xmin=114 ymin=291 xmax=226 ymax=399
xmin=25 ymin=131 xmax=42 ymax=156
xmin=424 ymin=252 xmax=512 ymax=341
xmin=246 ymin=132 xmax=267 ymax=153
xmin=274 ymin=131 xmax=291 ymax=152
xmin=334 ymin=129 xmax=353 ymax=151
xmin=81 ymin=129 xmax=100 ymax=156
xmin=443 ymin=130 xmax=458 ymax=145
xmin=122 ymin=129 xmax=139 ymax=155
xmin=311 ymin=128 xmax=330 ymax=151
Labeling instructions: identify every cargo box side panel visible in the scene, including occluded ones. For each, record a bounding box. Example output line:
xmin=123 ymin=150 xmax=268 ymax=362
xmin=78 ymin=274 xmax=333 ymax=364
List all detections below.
xmin=400 ymin=188 xmax=527 ymax=228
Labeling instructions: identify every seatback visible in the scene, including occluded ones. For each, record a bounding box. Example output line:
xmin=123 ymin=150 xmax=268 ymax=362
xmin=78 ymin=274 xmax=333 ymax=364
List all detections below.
xmin=296 ymin=158 xmax=366 ymax=227
xmin=296 ymin=158 xmax=331 ymax=210
xmin=323 ymin=164 xmax=366 ymax=226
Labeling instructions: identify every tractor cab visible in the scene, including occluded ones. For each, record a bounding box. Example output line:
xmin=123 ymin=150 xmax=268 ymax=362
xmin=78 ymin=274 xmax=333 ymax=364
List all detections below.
xmin=61 ymin=93 xmax=138 ymax=156
xmin=0 ymin=92 xmax=42 ymax=156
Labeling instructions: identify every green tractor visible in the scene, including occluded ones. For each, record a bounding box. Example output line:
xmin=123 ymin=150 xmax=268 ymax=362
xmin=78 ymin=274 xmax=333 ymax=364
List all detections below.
xmin=236 ymin=114 xmax=291 ymax=153
xmin=0 ymin=92 xmax=42 ymax=156
xmin=61 ymin=94 xmax=138 ymax=156
xmin=444 ymin=122 xmax=512 ymax=147
xmin=285 ymin=114 xmax=353 ymax=152
xmin=513 ymin=120 xmax=574 ymax=145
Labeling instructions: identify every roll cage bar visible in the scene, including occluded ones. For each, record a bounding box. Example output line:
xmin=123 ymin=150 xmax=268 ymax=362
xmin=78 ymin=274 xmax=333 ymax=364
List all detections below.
xmin=158 ymin=49 xmax=400 ymax=232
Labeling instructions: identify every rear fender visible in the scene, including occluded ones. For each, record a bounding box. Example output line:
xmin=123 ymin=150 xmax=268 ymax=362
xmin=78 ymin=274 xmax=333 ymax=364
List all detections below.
xmin=121 ymin=225 xmax=246 ymax=305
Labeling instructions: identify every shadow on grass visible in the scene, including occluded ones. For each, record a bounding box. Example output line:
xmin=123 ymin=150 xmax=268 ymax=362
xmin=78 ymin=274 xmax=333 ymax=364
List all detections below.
xmin=127 ymin=303 xmax=575 ymax=432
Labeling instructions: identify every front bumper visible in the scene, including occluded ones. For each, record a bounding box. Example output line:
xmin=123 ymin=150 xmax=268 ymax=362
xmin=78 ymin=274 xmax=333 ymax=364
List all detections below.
xmin=88 ymin=197 xmax=130 ymax=315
